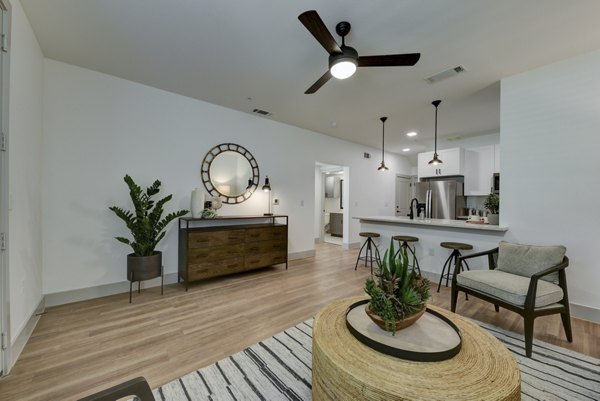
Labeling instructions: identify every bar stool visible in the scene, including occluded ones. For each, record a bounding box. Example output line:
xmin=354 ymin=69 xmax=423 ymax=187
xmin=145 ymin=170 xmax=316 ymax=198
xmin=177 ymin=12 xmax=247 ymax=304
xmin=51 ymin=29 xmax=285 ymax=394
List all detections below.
xmin=438 ymin=242 xmax=473 ymax=292
xmin=392 ymin=235 xmax=421 ymax=275
xmin=355 ymin=232 xmax=380 ymax=273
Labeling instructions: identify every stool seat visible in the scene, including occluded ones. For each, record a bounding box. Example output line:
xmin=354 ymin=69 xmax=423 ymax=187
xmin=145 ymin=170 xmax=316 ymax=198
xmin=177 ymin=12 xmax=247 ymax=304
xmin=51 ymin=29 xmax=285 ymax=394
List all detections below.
xmin=392 ymin=235 xmax=418 ymax=243
xmin=441 ymin=242 xmax=473 ymax=251
xmin=359 ymin=232 xmax=380 ymax=238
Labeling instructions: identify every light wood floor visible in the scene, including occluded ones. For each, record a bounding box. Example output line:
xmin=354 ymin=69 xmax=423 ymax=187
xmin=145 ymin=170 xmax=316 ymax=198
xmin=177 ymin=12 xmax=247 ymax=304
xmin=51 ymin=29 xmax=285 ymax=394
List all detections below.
xmin=0 ymin=243 xmax=598 ymax=401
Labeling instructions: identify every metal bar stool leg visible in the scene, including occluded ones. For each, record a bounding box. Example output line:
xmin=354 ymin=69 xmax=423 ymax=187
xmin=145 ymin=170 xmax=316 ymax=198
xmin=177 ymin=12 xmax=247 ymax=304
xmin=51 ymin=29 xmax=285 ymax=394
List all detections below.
xmin=355 ymin=240 xmax=368 ymax=270
xmin=406 ymin=243 xmax=421 ymax=275
xmin=437 ymin=252 xmax=453 ymax=292
xmin=365 ymin=238 xmax=371 ymax=268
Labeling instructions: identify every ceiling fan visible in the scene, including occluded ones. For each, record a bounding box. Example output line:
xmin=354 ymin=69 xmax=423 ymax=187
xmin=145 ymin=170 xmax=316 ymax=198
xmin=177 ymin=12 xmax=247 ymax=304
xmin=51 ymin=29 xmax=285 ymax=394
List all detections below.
xmin=298 ymin=10 xmax=421 ymax=94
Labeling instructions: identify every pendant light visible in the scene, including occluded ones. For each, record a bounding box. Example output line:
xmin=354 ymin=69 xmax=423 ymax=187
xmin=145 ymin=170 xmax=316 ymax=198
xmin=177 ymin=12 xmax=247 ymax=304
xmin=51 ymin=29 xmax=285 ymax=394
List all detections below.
xmin=377 ymin=117 xmax=389 ymax=171
xmin=428 ymin=100 xmax=443 ymax=165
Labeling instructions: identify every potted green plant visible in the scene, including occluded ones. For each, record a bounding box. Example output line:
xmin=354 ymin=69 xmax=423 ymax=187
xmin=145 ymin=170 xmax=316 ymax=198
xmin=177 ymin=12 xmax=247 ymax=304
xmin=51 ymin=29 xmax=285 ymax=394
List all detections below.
xmin=484 ymin=193 xmax=500 ymax=225
xmin=109 ymin=175 xmax=188 ymax=289
xmin=364 ymin=239 xmax=430 ymax=334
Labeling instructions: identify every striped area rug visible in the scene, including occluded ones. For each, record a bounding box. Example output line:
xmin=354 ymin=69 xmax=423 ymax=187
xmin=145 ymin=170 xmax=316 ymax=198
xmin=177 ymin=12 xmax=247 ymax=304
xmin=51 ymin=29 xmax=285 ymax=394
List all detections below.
xmin=154 ymin=319 xmax=600 ymax=401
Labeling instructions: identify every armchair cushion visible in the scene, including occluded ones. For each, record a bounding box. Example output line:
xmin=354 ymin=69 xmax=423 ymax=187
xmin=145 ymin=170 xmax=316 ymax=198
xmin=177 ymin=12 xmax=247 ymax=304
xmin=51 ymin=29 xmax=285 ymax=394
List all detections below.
xmin=497 ymin=241 xmax=566 ymax=283
xmin=456 ymin=270 xmax=564 ymax=307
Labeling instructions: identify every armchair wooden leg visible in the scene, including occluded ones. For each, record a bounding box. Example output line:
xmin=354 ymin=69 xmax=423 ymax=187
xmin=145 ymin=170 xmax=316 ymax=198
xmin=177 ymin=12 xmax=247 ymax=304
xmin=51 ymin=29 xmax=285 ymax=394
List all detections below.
xmin=561 ymin=310 xmax=573 ymax=342
xmin=524 ymin=316 xmax=535 ymax=358
xmin=450 ymin=288 xmax=459 ymax=313
xmin=494 ymin=304 xmax=500 ymax=312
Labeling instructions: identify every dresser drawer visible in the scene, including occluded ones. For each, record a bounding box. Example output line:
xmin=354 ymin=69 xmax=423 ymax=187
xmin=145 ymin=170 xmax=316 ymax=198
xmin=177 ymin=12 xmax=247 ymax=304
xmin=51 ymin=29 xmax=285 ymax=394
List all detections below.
xmin=188 ymin=229 xmax=245 ymax=248
xmin=244 ymin=239 xmax=287 ymax=254
xmin=188 ymin=243 xmax=244 ymax=262
xmin=245 ymin=226 xmax=287 ymax=243
xmin=188 ymin=257 xmax=245 ymax=281
xmin=244 ymin=252 xmax=286 ymax=268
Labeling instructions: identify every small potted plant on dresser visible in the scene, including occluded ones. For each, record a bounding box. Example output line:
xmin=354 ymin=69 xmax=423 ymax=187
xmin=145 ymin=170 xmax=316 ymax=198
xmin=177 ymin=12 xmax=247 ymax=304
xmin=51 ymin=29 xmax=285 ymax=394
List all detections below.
xmin=484 ymin=193 xmax=500 ymax=225
xmin=364 ymin=239 xmax=431 ymax=334
xmin=109 ymin=175 xmax=188 ymax=302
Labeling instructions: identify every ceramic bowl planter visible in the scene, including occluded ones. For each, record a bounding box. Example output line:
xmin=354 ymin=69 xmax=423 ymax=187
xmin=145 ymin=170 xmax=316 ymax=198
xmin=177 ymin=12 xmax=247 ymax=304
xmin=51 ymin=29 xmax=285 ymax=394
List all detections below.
xmin=366 ymin=303 xmax=427 ymax=331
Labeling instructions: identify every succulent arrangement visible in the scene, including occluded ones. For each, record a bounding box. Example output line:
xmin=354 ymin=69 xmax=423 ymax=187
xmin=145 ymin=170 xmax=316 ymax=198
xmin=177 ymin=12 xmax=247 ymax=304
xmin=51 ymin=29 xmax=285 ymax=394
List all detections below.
xmin=364 ymin=239 xmax=430 ymax=333
xmin=109 ymin=175 xmax=188 ymax=256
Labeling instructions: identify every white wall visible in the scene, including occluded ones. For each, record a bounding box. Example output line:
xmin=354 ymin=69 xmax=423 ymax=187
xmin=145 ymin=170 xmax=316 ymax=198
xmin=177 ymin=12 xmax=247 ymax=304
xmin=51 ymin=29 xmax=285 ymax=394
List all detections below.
xmin=8 ymin=0 xmax=44 ymax=344
xmin=42 ymin=59 xmax=412 ymax=295
xmin=501 ymin=49 xmax=600 ymax=317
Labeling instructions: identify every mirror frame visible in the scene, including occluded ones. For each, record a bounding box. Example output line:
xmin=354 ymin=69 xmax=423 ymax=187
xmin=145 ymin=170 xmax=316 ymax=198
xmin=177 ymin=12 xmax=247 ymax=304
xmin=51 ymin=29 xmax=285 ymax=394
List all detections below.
xmin=201 ymin=143 xmax=260 ymax=204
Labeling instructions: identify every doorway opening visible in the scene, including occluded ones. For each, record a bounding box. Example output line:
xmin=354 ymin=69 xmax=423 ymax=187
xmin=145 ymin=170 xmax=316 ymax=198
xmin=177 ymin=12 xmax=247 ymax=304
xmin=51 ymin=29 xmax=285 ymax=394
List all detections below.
xmin=314 ymin=162 xmax=348 ymax=247
xmin=395 ymin=175 xmax=417 ymax=217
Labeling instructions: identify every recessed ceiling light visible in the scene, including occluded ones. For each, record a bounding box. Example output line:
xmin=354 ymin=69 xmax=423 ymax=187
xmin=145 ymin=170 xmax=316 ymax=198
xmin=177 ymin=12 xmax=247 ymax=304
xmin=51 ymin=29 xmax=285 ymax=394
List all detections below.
xmin=406 ymin=131 xmax=417 ymax=137
xmin=402 ymin=148 xmax=411 ymax=152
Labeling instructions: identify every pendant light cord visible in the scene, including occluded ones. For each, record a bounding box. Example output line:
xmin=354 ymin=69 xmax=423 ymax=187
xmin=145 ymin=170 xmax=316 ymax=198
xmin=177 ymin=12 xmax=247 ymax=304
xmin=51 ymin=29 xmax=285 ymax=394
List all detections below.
xmin=381 ymin=119 xmax=385 ymax=162
xmin=434 ymin=105 xmax=438 ymax=154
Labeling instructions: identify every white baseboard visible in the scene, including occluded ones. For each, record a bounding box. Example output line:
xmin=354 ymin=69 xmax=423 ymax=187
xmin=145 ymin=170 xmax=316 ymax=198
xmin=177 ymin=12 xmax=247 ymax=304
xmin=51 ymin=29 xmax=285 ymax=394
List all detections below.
xmin=314 ymin=237 xmax=323 ymax=244
xmin=45 ymin=273 xmax=179 ymax=307
xmin=343 ymin=241 xmax=360 ymax=250
xmin=9 ymin=297 xmax=45 ymax=373
xmin=570 ymin=303 xmax=600 ymax=323
xmin=289 ymin=250 xmax=316 ymax=260
xmin=45 ymin=252 xmax=314 ymax=308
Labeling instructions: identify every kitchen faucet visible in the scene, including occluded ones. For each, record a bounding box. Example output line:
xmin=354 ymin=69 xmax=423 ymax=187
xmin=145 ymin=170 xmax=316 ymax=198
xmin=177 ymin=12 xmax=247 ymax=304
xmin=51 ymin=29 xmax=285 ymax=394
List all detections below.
xmin=409 ymin=198 xmax=422 ymax=220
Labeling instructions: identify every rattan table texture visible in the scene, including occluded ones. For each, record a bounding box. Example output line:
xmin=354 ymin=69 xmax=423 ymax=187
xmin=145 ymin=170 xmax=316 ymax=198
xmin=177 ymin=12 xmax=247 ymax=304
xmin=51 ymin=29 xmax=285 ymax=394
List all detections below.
xmin=312 ymin=297 xmax=521 ymax=401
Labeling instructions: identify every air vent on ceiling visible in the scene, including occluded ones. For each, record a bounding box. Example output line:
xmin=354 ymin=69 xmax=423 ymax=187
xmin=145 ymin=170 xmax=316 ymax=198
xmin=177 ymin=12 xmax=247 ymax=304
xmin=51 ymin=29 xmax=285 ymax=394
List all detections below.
xmin=425 ymin=65 xmax=467 ymax=84
xmin=252 ymin=108 xmax=272 ymax=116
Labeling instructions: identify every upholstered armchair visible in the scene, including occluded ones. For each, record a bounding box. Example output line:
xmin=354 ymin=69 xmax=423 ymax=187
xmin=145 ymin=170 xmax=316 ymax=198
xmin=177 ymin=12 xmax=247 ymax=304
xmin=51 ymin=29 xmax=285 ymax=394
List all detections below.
xmin=451 ymin=241 xmax=572 ymax=357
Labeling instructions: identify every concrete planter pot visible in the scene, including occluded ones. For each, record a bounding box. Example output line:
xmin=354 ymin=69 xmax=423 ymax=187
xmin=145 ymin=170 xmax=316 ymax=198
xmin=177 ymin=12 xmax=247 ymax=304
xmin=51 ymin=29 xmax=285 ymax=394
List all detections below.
xmin=488 ymin=214 xmax=499 ymax=225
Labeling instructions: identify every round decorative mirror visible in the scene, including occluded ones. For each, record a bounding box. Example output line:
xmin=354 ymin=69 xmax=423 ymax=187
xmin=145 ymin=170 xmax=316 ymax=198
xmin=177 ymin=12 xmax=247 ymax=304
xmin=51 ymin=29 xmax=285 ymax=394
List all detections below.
xmin=201 ymin=143 xmax=259 ymax=204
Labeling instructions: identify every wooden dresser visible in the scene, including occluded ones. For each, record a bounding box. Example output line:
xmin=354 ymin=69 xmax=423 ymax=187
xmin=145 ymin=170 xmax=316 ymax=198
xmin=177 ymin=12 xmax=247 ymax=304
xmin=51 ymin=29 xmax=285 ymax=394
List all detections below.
xmin=178 ymin=215 xmax=288 ymax=290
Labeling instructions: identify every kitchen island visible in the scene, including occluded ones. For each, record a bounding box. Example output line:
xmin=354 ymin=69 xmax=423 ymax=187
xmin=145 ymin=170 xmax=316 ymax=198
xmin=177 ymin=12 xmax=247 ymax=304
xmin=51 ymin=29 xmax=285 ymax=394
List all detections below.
xmin=353 ymin=216 xmax=508 ymax=278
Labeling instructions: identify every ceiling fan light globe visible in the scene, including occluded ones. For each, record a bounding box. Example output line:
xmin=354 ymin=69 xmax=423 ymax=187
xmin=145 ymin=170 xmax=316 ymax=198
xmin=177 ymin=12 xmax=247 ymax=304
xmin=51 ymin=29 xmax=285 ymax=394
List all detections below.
xmin=330 ymin=60 xmax=357 ymax=79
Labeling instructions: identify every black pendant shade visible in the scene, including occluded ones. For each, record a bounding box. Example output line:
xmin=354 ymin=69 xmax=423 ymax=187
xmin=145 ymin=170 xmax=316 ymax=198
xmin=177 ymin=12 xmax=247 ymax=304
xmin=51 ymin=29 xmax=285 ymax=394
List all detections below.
xmin=428 ymin=100 xmax=443 ymax=166
xmin=378 ymin=117 xmax=389 ymax=171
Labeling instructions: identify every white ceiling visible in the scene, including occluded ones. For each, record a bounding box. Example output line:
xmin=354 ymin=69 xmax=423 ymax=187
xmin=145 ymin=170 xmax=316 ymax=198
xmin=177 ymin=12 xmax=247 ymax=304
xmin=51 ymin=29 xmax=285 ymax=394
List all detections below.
xmin=21 ymin=0 xmax=600 ymax=154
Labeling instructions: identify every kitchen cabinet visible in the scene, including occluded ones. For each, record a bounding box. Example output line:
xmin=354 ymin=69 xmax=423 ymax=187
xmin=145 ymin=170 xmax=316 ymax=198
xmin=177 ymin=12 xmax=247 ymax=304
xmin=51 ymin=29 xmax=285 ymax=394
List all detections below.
xmin=417 ymin=148 xmax=465 ymax=179
xmin=329 ymin=213 xmax=343 ymax=237
xmin=464 ymin=145 xmax=495 ymax=196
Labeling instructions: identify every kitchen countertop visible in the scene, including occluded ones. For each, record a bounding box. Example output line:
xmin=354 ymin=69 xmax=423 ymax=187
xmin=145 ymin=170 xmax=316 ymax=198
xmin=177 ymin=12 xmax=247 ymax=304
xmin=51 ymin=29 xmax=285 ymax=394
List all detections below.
xmin=354 ymin=216 xmax=508 ymax=232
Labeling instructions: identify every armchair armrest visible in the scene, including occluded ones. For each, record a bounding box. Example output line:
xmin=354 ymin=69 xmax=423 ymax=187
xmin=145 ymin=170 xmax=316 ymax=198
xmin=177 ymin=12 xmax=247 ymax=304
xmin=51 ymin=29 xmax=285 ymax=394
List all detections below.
xmin=525 ymin=256 xmax=569 ymax=310
xmin=452 ymin=248 xmax=499 ymax=283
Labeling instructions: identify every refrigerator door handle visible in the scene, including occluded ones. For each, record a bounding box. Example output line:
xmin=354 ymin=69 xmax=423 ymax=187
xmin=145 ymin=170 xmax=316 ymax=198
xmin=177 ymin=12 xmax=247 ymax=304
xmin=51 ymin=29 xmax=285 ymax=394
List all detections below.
xmin=426 ymin=189 xmax=431 ymax=218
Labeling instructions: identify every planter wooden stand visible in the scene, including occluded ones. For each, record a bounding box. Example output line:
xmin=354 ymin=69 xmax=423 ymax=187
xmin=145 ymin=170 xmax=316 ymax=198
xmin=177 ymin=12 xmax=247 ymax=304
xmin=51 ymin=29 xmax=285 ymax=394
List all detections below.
xmin=127 ymin=251 xmax=163 ymax=303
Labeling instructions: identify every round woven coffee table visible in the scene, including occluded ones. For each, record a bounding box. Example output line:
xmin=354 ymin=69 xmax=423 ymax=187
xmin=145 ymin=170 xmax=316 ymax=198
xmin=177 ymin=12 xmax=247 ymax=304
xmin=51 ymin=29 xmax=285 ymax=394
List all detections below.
xmin=313 ymin=297 xmax=521 ymax=401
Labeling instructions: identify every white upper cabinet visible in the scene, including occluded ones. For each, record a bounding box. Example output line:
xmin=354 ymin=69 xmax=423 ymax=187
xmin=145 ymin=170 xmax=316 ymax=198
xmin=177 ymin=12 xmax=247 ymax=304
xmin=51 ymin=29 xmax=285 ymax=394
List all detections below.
xmin=417 ymin=148 xmax=465 ymax=179
xmin=464 ymin=145 xmax=495 ymax=196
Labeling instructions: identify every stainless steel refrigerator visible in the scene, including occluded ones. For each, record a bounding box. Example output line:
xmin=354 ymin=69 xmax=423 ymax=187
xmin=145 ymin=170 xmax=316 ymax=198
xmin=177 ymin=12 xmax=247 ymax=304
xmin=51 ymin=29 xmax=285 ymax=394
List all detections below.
xmin=415 ymin=180 xmax=465 ymax=219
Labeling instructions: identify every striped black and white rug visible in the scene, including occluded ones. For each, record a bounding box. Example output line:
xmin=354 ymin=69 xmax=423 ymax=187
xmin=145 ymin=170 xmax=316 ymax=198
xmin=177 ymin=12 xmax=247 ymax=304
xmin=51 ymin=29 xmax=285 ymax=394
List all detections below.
xmin=154 ymin=319 xmax=599 ymax=401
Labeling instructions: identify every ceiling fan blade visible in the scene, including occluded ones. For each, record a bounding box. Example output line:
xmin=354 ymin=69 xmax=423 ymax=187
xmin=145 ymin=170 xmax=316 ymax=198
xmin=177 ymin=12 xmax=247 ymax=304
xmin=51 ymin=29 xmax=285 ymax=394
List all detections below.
xmin=298 ymin=10 xmax=342 ymax=55
xmin=305 ymin=71 xmax=332 ymax=94
xmin=358 ymin=53 xmax=421 ymax=67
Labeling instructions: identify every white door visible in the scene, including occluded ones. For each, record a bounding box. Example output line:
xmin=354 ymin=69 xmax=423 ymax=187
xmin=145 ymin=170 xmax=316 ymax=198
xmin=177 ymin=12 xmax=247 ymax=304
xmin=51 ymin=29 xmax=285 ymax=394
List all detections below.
xmin=395 ymin=176 xmax=412 ymax=217
xmin=0 ymin=2 xmax=8 ymax=375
